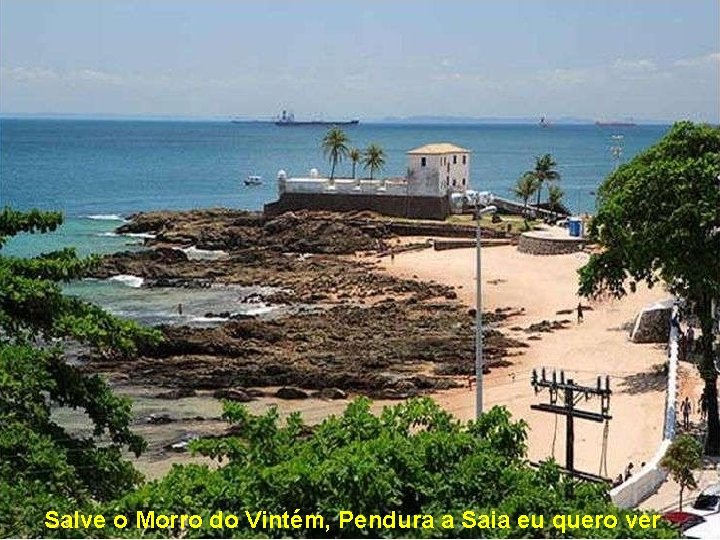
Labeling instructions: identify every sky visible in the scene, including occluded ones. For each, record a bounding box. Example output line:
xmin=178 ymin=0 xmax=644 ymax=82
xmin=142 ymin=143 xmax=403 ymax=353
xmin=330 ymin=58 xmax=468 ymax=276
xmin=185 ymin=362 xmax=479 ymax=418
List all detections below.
xmin=1 ymin=0 xmax=718 ymax=122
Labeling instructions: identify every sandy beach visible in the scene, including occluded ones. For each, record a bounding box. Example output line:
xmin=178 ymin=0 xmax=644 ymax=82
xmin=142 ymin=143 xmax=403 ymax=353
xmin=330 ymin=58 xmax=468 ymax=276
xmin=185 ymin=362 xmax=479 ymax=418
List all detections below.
xmin=381 ymin=242 xmax=672 ymax=480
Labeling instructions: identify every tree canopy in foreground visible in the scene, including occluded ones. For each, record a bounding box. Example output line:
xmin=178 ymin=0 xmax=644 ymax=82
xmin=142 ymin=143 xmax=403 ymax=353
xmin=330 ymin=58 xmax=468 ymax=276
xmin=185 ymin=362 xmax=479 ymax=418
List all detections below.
xmin=578 ymin=121 xmax=720 ymax=454
xmin=109 ymin=398 xmax=675 ymax=538
xmin=0 ymin=208 xmax=159 ymax=537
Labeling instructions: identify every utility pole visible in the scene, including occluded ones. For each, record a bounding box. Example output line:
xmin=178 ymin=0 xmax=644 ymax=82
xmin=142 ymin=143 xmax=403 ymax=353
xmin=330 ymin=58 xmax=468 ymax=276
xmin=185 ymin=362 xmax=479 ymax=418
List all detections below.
xmin=474 ymin=201 xmax=496 ymax=418
xmin=531 ymin=369 xmax=612 ymax=475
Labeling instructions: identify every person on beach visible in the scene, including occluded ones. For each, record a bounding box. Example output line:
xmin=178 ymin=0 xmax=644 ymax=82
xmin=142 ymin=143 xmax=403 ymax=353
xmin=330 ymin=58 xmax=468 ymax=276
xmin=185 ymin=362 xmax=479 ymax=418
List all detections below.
xmin=177 ymin=303 xmax=183 ymax=316
xmin=390 ymin=248 xmax=395 ymax=263
xmin=681 ymin=397 xmax=692 ymax=429
xmin=624 ymin=462 xmax=634 ymax=481
xmin=576 ymin=302 xmax=584 ymax=324
xmin=687 ymin=324 xmax=695 ymax=357
xmin=700 ymin=394 xmax=707 ymax=421
xmin=671 ymin=303 xmax=681 ymax=330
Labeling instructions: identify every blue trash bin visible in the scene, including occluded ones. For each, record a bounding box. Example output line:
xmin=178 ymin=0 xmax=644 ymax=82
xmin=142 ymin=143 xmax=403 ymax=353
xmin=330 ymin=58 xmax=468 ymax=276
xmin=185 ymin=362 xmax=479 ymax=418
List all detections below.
xmin=568 ymin=218 xmax=581 ymax=237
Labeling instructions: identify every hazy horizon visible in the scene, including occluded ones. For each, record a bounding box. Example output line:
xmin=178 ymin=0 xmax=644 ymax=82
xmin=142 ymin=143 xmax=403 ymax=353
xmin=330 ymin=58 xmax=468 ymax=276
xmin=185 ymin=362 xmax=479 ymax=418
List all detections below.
xmin=1 ymin=0 xmax=718 ymax=123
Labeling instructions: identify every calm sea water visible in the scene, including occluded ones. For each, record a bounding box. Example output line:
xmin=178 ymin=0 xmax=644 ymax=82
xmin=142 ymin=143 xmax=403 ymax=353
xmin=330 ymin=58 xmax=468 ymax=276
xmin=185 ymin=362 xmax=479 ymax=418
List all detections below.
xmin=0 ymin=119 xmax=668 ymax=324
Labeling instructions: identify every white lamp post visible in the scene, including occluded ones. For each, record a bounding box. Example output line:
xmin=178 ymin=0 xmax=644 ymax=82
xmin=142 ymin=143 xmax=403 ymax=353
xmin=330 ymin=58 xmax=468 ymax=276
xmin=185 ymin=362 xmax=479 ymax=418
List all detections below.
xmin=473 ymin=194 xmax=497 ymax=419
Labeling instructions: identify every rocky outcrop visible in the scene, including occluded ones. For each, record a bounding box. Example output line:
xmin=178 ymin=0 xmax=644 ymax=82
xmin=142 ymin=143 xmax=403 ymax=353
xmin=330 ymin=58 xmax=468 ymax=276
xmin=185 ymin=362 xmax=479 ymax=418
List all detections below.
xmin=630 ymin=300 xmax=673 ymax=343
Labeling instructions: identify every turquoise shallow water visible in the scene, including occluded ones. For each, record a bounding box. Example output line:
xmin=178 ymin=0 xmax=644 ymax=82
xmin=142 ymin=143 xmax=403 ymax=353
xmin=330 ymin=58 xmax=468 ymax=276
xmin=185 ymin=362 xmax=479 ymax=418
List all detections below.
xmin=0 ymin=119 xmax=668 ymax=323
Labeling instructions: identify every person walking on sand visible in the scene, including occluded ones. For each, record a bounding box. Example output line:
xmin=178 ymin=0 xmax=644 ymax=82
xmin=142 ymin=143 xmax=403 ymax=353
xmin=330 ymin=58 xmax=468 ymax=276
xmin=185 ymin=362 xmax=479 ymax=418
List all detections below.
xmin=681 ymin=397 xmax=692 ymax=430
xmin=699 ymin=393 xmax=707 ymax=421
xmin=390 ymin=248 xmax=395 ymax=263
xmin=577 ymin=302 xmax=584 ymax=324
xmin=687 ymin=324 xmax=695 ymax=358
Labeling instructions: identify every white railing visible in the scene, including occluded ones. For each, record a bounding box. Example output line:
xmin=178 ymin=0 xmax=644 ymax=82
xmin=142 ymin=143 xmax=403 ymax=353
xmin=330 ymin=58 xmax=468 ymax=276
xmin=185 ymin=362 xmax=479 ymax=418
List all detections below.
xmin=610 ymin=325 xmax=679 ymax=508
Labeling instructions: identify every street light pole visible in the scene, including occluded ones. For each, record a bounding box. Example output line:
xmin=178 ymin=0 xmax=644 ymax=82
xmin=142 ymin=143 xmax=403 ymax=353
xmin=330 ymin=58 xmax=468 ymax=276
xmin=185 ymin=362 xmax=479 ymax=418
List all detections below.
xmin=475 ymin=202 xmax=497 ymax=419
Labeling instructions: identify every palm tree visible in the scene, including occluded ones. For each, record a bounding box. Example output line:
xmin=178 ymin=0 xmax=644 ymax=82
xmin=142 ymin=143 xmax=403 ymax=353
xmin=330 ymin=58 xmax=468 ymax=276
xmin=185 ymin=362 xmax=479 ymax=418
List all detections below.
xmin=349 ymin=148 xmax=361 ymax=179
xmin=547 ymin=184 xmax=565 ymax=219
xmin=526 ymin=153 xmax=560 ymax=211
xmin=363 ymin=143 xmax=385 ymax=180
xmin=512 ymin=172 xmax=540 ymax=217
xmin=321 ymin=127 xmax=349 ymax=181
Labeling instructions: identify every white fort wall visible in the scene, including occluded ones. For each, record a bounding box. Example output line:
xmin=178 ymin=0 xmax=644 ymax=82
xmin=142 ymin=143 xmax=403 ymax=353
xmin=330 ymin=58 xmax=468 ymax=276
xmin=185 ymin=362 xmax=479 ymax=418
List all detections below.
xmin=282 ymin=177 xmax=419 ymax=197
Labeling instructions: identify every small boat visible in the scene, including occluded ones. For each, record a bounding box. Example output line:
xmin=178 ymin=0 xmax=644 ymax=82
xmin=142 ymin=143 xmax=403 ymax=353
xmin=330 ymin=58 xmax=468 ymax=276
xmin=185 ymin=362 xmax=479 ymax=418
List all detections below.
xmin=244 ymin=175 xmax=262 ymax=186
xmin=539 ymin=115 xmax=551 ymax=128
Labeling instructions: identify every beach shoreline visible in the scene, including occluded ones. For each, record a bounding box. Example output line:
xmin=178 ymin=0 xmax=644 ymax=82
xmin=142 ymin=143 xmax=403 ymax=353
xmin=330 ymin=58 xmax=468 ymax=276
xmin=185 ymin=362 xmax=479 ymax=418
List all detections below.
xmin=69 ymin=209 xmax=672 ymax=485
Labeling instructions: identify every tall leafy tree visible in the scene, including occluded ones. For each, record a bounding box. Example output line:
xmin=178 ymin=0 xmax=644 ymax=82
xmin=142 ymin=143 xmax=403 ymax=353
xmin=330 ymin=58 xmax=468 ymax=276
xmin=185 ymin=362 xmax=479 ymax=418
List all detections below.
xmin=527 ymin=153 xmax=561 ymax=210
xmin=578 ymin=121 xmax=720 ymax=454
xmin=660 ymin=435 xmax=702 ymax=510
xmin=0 ymin=207 xmax=160 ymax=536
xmin=512 ymin=172 xmax=540 ymax=217
xmin=321 ymin=127 xmax=350 ymax=181
xmin=349 ymin=148 xmax=362 ymax=180
xmin=363 ymin=143 xmax=386 ymax=180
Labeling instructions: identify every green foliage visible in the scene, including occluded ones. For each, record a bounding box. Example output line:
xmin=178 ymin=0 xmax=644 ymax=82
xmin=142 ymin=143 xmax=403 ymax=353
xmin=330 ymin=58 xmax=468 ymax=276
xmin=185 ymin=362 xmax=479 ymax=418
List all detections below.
xmin=547 ymin=185 xmax=565 ymax=217
xmin=0 ymin=207 xmax=64 ymax=247
xmin=513 ymin=172 xmax=540 ymax=217
xmin=109 ymin=398 xmax=676 ymax=538
xmin=578 ymin=121 xmax=720 ymax=453
xmin=526 ymin=154 xmax=561 ymax=209
xmin=321 ymin=128 xmax=350 ymax=180
xmin=660 ymin=435 xmax=702 ymax=510
xmin=0 ymin=208 xmax=161 ymax=536
xmin=349 ymin=148 xmax=362 ymax=179
xmin=363 ymin=143 xmax=386 ymax=180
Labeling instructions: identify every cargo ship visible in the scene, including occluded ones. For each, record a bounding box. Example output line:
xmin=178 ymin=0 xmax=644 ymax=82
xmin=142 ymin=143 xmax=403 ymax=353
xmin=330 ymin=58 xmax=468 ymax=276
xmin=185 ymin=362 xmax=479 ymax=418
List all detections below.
xmin=595 ymin=120 xmax=637 ymax=127
xmin=274 ymin=110 xmax=359 ymax=127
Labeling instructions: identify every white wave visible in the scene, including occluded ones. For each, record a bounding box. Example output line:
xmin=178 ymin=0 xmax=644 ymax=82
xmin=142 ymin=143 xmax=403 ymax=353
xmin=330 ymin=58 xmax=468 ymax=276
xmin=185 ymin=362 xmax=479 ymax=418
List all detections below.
xmin=107 ymin=274 xmax=144 ymax=288
xmin=181 ymin=246 xmax=229 ymax=261
xmin=244 ymin=305 xmax=276 ymax=316
xmin=83 ymin=214 xmax=126 ymax=221
xmin=95 ymin=231 xmax=155 ymax=240
xmin=189 ymin=316 xmax=229 ymax=324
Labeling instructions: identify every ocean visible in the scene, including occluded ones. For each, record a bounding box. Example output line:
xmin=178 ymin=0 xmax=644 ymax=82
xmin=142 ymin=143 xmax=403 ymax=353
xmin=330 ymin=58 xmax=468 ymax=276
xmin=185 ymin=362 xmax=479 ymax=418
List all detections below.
xmin=0 ymin=119 xmax=668 ymax=324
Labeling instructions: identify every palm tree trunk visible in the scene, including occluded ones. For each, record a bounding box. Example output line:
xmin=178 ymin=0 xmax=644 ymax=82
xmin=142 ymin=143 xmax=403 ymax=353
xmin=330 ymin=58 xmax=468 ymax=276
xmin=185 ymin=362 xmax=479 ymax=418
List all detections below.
xmin=679 ymin=486 xmax=684 ymax=511
xmin=536 ymin=183 xmax=542 ymax=214
xmin=352 ymin=162 xmax=356 ymax=179
xmin=330 ymin=158 xmax=337 ymax=181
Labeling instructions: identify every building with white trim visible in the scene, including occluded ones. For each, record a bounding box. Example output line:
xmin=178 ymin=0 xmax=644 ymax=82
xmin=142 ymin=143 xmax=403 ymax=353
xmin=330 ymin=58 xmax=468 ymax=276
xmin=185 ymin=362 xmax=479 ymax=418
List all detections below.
xmin=264 ymin=142 xmax=471 ymax=220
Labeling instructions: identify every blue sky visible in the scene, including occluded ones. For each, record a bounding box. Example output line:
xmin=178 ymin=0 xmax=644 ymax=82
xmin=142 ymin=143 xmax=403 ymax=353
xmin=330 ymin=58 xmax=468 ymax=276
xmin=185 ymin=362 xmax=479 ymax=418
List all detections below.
xmin=1 ymin=0 xmax=718 ymax=122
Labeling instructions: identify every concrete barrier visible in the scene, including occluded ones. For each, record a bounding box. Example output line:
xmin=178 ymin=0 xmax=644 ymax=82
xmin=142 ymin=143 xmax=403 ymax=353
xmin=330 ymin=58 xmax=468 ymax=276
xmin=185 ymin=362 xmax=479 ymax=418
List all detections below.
xmin=610 ymin=325 xmax=678 ymax=508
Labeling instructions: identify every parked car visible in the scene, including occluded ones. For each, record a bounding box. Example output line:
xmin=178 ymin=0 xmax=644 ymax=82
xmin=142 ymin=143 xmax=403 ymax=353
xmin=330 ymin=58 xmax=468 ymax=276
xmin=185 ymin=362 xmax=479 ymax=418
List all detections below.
xmin=691 ymin=484 xmax=720 ymax=517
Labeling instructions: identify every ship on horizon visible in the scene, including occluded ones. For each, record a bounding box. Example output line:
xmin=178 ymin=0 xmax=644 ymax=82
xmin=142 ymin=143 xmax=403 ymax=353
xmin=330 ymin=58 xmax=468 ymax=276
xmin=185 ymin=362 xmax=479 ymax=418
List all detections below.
xmin=595 ymin=118 xmax=637 ymax=127
xmin=274 ymin=110 xmax=359 ymax=127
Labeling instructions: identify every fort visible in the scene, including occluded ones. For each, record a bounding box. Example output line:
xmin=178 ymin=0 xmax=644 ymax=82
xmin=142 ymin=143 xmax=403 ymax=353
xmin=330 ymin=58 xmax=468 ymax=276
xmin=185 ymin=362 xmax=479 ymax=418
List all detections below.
xmin=264 ymin=143 xmax=471 ymax=220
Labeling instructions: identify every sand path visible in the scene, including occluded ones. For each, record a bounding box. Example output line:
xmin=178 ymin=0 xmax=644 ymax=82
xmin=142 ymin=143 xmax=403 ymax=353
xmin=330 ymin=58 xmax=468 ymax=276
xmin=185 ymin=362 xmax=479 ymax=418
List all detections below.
xmin=381 ymin=244 xmax=672 ymax=480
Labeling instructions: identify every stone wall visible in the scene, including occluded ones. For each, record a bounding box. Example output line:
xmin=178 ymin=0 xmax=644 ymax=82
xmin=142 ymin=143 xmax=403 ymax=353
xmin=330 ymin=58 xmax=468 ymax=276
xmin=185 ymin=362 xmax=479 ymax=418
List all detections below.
xmin=264 ymin=192 xmax=451 ymax=220
xmin=517 ymin=233 xmax=585 ymax=255
xmin=611 ymin=326 xmax=678 ymax=508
